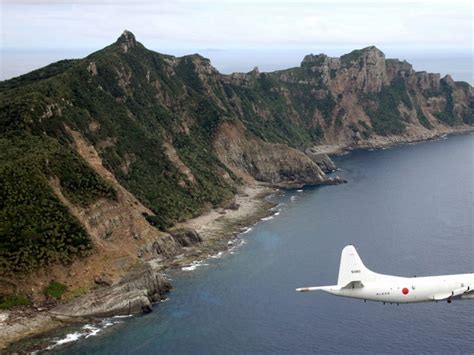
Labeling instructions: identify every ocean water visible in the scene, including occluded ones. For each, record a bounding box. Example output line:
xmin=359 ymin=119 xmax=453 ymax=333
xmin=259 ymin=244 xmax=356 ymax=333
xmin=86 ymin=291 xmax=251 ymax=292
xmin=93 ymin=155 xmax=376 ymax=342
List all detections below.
xmin=41 ymin=133 xmax=473 ymax=354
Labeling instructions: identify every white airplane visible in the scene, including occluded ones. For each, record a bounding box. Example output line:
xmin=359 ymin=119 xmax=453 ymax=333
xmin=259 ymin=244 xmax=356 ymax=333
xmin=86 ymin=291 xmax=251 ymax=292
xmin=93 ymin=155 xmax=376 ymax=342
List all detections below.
xmin=296 ymin=245 xmax=474 ymax=304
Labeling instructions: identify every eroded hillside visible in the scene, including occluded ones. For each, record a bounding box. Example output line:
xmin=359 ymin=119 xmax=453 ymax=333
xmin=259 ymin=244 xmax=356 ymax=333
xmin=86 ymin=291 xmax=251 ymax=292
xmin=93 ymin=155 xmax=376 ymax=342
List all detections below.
xmin=0 ymin=31 xmax=472 ymax=298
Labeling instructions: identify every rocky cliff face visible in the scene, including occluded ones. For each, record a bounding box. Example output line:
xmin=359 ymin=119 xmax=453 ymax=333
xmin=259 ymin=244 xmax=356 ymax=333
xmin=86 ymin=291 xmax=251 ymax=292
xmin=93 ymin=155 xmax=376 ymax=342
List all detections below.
xmin=213 ymin=121 xmax=328 ymax=187
xmin=0 ymin=31 xmax=472 ymax=312
xmin=51 ymin=263 xmax=171 ymax=317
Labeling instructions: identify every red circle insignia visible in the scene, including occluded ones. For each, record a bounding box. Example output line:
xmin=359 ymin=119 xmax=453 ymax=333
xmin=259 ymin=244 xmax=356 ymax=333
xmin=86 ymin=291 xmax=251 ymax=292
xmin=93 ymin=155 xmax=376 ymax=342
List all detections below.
xmin=402 ymin=287 xmax=409 ymax=295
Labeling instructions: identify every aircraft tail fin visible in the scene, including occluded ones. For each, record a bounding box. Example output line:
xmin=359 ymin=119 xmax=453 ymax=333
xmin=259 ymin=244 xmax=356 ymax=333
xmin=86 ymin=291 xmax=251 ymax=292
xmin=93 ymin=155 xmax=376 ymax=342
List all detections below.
xmin=337 ymin=245 xmax=372 ymax=287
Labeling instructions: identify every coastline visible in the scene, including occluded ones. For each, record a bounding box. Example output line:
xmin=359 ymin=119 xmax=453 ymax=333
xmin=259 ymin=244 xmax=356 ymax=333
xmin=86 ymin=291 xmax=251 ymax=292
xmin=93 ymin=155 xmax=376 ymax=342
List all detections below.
xmin=0 ymin=185 xmax=278 ymax=351
xmin=2 ymin=126 xmax=474 ymax=351
xmin=314 ymin=125 xmax=474 ymax=156
xmin=167 ymin=184 xmax=278 ymax=270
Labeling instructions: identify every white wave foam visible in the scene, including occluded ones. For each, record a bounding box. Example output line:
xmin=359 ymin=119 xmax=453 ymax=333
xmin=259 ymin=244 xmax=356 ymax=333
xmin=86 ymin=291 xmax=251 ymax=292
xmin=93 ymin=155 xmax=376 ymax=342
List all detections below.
xmin=229 ymin=239 xmax=246 ymax=254
xmin=241 ymin=227 xmax=253 ymax=234
xmin=46 ymin=317 xmax=126 ymax=350
xmin=181 ymin=260 xmax=209 ymax=271
xmin=261 ymin=215 xmax=274 ymax=221
xmin=83 ymin=325 xmax=101 ymax=338
xmin=48 ymin=332 xmax=82 ymax=348
xmin=181 ymin=265 xmax=198 ymax=271
xmin=210 ymin=251 xmax=224 ymax=259
xmin=274 ymin=211 xmax=280 ymax=216
xmin=290 ymin=196 xmax=296 ymax=201
xmin=297 ymin=189 xmax=303 ymax=192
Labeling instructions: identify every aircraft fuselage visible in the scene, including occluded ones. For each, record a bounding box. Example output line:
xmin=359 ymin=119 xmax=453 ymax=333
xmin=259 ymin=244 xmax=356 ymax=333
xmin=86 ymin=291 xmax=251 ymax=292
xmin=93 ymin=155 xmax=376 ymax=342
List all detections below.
xmin=323 ymin=273 xmax=474 ymax=304
xmin=296 ymin=245 xmax=474 ymax=304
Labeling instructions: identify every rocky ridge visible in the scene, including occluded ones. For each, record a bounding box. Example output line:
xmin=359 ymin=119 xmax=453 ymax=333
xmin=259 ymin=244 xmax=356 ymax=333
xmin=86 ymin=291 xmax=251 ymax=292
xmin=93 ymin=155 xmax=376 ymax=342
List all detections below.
xmin=0 ymin=31 xmax=472 ymax=347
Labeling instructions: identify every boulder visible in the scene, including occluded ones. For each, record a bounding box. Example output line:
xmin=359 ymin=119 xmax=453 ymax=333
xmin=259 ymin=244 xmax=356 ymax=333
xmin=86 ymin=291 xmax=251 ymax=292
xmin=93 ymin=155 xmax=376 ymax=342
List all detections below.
xmin=94 ymin=274 xmax=113 ymax=287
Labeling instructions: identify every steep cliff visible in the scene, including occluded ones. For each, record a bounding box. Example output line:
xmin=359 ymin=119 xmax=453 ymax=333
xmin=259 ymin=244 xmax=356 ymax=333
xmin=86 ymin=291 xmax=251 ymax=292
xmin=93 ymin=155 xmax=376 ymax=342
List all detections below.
xmin=0 ymin=31 xmax=472 ymax=304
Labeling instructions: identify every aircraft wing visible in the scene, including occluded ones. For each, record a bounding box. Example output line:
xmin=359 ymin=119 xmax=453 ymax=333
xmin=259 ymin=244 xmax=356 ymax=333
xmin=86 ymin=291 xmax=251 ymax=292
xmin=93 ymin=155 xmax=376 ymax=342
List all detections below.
xmin=433 ymin=286 xmax=470 ymax=301
xmin=461 ymin=285 xmax=474 ymax=299
xmin=465 ymin=285 xmax=474 ymax=294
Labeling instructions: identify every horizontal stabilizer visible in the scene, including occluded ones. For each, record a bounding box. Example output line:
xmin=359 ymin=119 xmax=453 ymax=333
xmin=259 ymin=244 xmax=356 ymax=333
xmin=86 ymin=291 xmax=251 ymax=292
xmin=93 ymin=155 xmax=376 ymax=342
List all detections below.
xmin=296 ymin=285 xmax=339 ymax=292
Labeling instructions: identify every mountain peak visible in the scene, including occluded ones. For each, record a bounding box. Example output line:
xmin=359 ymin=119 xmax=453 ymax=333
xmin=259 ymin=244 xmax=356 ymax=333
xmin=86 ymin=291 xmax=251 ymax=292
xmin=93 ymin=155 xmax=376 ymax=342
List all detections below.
xmin=119 ymin=30 xmax=136 ymax=42
xmin=340 ymin=45 xmax=385 ymax=66
xmin=116 ymin=30 xmax=137 ymax=52
xmin=362 ymin=45 xmax=382 ymax=52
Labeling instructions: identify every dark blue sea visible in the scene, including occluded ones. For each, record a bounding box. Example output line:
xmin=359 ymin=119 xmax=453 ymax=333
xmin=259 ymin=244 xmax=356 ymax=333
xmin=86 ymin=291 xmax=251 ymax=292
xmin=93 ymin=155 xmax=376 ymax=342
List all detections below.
xmin=45 ymin=133 xmax=474 ymax=353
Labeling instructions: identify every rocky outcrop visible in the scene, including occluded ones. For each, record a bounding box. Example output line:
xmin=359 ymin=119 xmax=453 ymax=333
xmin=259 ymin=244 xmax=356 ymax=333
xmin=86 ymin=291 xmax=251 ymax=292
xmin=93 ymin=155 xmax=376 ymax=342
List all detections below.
xmin=117 ymin=30 xmax=137 ymax=53
xmin=385 ymin=59 xmax=413 ymax=82
xmin=170 ymin=228 xmax=203 ymax=247
xmin=51 ymin=264 xmax=171 ymax=317
xmin=304 ymin=148 xmax=336 ymax=173
xmin=299 ymin=46 xmax=391 ymax=94
xmin=345 ymin=46 xmax=388 ymax=93
xmin=301 ymin=46 xmax=388 ymax=93
xmin=213 ymin=121 xmax=328 ymax=187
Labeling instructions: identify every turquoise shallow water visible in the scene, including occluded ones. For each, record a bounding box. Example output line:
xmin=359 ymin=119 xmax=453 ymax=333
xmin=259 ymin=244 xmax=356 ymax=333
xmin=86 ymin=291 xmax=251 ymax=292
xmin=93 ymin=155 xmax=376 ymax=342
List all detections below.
xmin=39 ymin=133 xmax=474 ymax=353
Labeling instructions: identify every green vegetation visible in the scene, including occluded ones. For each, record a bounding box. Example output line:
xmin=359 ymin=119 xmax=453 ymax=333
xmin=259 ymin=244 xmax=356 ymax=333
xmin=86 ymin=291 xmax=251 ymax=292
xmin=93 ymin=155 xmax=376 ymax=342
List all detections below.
xmin=176 ymin=56 xmax=205 ymax=93
xmin=44 ymin=281 xmax=67 ymax=299
xmin=364 ymin=78 xmax=412 ymax=135
xmin=416 ymin=107 xmax=433 ymax=129
xmin=317 ymin=93 xmax=336 ymax=124
xmin=0 ymin=60 xmax=78 ymax=93
xmin=227 ymin=82 xmax=314 ymax=148
xmin=357 ymin=120 xmax=373 ymax=139
xmin=463 ymin=100 xmax=474 ymax=125
xmin=340 ymin=49 xmax=364 ymax=66
xmin=0 ymin=32 xmax=470 ymax=276
xmin=0 ymin=294 xmax=31 ymax=309
xmin=0 ymin=134 xmax=112 ymax=273
xmin=433 ymin=81 xmax=461 ymax=126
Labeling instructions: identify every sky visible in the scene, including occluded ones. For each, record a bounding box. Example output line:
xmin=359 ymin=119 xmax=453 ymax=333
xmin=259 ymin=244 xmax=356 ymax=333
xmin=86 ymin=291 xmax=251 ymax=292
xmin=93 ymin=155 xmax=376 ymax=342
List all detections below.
xmin=0 ymin=0 xmax=473 ymax=80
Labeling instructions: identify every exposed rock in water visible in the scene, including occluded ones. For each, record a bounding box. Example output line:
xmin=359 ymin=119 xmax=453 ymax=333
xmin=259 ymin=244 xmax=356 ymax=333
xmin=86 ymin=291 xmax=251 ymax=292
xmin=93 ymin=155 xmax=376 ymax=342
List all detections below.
xmin=51 ymin=264 xmax=171 ymax=318
xmin=327 ymin=176 xmax=348 ymax=184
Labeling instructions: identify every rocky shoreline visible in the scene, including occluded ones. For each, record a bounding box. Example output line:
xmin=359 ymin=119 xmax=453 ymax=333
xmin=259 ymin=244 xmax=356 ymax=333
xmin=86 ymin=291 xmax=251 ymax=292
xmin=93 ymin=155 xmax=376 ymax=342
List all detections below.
xmin=2 ymin=128 xmax=473 ymax=352
xmin=0 ymin=185 xmax=278 ymax=351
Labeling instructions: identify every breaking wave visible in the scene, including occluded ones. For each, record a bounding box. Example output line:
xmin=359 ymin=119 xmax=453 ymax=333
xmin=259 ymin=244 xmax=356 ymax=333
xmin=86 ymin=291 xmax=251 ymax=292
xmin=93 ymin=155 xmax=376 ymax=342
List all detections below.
xmin=46 ymin=317 xmax=126 ymax=350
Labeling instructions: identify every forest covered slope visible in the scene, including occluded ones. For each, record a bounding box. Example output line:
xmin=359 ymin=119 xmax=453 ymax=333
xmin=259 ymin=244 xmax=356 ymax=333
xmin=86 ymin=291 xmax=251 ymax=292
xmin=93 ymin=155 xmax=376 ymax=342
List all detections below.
xmin=0 ymin=30 xmax=472 ymax=280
